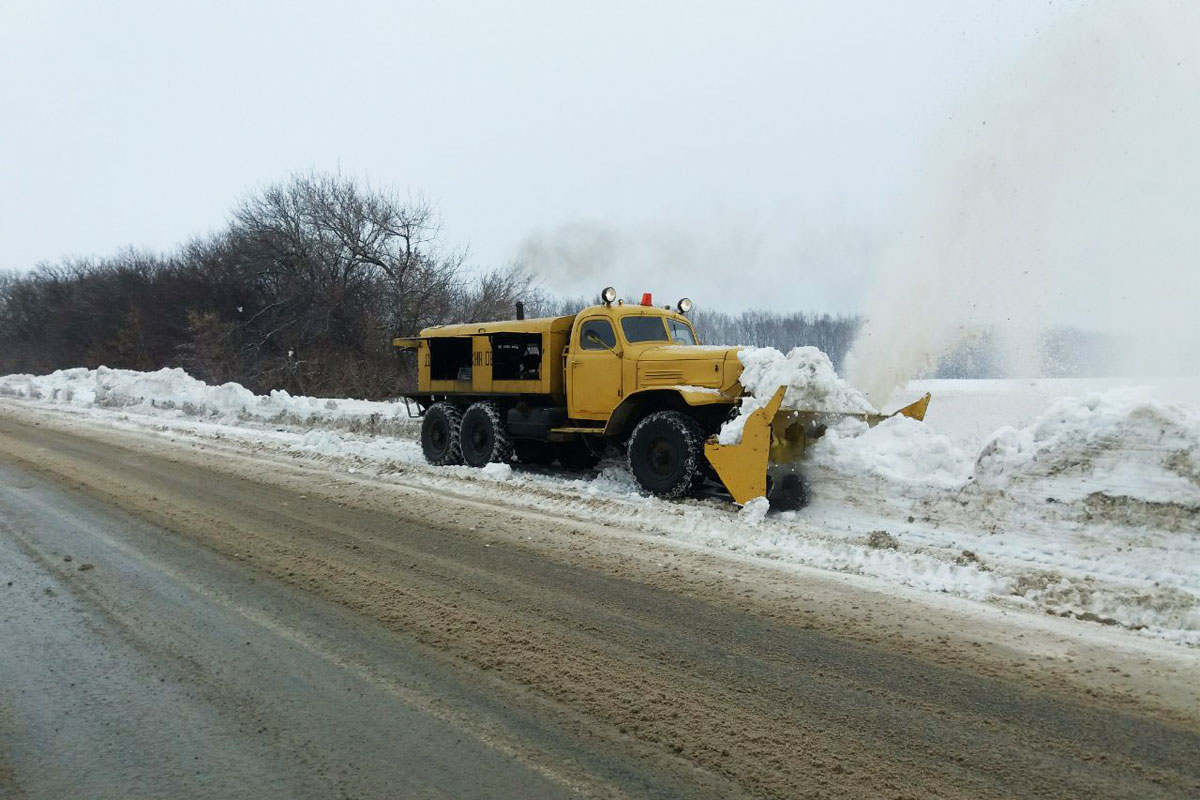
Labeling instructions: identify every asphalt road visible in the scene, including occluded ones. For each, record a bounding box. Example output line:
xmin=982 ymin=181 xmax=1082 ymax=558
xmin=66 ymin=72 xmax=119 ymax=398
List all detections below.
xmin=1 ymin=413 xmax=1198 ymax=799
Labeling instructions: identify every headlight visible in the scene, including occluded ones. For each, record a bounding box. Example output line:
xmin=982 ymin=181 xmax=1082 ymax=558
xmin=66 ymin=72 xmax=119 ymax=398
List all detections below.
xmin=601 ymin=286 xmax=617 ymax=305
xmin=677 ymin=297 xmax=693 ymax=313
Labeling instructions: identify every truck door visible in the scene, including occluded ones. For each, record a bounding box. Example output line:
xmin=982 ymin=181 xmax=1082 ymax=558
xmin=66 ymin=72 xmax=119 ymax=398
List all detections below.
xmin=568 ymin=317 xmax=623 ymax=420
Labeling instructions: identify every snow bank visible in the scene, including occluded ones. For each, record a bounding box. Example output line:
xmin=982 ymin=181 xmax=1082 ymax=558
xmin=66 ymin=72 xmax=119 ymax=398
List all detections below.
xmin=805 ymin=384 xmax=1200 ymax=509
xmin=0 ymin=366 xmax=412 ymax=431
xmin=973 ymin=387 xmax=1200 ymax=507
xmin=718 ymin=347 xmax=875 ymax=444
xmin=0 ymin=367 xmax=253 ymax=419
xmin=810 ymin=415 xmax=969 ymax=488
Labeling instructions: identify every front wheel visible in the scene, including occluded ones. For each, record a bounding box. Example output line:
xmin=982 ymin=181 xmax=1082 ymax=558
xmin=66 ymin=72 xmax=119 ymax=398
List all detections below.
xmin=627 ymin=411 xmax=706 ymax=498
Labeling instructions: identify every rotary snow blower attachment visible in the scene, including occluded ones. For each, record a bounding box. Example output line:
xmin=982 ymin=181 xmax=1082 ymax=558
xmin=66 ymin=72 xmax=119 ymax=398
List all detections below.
xmin=704 ymin=388 xmax=932 ymax=508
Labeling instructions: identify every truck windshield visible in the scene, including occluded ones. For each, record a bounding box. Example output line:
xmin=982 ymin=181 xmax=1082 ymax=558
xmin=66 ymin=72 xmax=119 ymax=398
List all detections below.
xmin=620 ymin=317 xmax=669 ymax=343
xmin=668 ymin=320 xmax=697 ymax=345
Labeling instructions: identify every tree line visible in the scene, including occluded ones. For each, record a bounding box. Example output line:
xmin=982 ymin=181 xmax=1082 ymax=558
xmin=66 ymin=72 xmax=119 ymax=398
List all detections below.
xmin=690 ymin=308 xmax=860 ymax=370
xmin=0 ymin=172 xmax=1110 ymax=398
xmin=0 ymin=173 xmax=538 ymax=398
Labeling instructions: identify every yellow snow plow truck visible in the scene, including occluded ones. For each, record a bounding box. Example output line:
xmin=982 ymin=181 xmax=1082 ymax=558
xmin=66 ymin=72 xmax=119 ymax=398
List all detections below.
xmin=394 ymin=288 xmax=929 ymax=508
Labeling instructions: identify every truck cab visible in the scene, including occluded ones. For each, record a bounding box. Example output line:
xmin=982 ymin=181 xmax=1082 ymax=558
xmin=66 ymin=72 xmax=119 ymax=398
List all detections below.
xmin=565 ymin=300 xmax=733 ymax=422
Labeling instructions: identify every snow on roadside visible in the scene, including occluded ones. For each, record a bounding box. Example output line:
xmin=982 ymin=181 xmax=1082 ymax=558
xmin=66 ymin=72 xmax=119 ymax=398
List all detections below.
xmin=2 ymin=366 xmax=1199 ymax=646
xmin=808 ymin=384 xmax=1200 ymax=510
xmin=0 ymin=366 xmax=417 ymax=435
xmin=973 ymin=387 xmax=1200 ymax=506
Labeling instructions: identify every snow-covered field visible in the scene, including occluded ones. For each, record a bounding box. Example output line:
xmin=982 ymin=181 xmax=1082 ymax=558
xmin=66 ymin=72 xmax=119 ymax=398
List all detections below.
xmin=2 ymin=366 xmax=1198 ymax=646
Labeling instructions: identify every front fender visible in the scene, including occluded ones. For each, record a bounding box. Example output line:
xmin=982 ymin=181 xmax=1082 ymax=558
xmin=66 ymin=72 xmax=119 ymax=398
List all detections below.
xmin=603 ymin=387 xmax=735 ymax=439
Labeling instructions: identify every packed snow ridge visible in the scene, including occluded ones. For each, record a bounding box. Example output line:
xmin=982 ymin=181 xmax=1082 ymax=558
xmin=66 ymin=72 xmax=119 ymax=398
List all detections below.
xmin=809 ymin=385 xmax=1200 ymax=512
xmin=0 ymin=366 xmax=416 ymax=434
xmin=974 ymin=387 xmax=1200 ymax=506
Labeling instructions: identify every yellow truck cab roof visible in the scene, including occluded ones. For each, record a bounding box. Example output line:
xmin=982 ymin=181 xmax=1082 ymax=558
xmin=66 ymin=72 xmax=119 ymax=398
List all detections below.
xmin=572 ymin=302 xmax=697 ymax=332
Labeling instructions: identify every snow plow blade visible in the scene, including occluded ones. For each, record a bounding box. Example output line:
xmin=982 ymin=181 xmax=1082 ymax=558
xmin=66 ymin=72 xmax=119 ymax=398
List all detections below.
xmin=881 ymin=392 xmax=931 ymax=423
xmin=705 ymin=389 xmax=933 ymax=507
xmin=703 ymin=386 xmax=787 ymax=506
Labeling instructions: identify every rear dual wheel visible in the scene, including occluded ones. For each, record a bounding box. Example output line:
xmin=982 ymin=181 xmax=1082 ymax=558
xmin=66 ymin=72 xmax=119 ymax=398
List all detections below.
xmin=420 ymin=402 xmax=464 ymax=465
xmin=459 ymin=401 xmax=514 ymax=467
xmin=422 ymin=401 xmax=514 ymax=468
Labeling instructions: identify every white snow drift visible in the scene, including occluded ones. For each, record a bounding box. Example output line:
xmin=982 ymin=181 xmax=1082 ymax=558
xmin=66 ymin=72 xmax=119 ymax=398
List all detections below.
xmin=0 ymin=366 xmax=415 ymax=432
xmin=974 ymin=387 xmax=1200 ymax=507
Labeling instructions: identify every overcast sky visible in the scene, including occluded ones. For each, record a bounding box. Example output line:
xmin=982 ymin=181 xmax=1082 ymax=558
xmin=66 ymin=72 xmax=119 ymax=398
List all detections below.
xmin=4 ymin=0 xmax=1187 ymax=323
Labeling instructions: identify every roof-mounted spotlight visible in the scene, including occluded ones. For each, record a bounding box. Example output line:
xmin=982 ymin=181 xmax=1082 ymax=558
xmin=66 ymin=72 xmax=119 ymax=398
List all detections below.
xmin=600 ymin=286 xmax=617 ymax=305
xmin=677 ymin=297 xmax=693 ymax=314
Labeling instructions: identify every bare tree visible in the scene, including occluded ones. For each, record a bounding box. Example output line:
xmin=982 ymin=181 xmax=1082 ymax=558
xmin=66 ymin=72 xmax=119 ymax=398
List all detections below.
xmin=221 ymin=173 xmax=478 ymax=393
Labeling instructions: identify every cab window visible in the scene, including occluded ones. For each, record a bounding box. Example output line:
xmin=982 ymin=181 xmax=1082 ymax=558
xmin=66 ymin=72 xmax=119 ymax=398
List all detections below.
xmin=620 ymin=316 xmax=669 ymax=343
xmin=668 ymin=320 xmax=697 ymax=345
xmin=579 ymin=319 xmax=617 ymax=350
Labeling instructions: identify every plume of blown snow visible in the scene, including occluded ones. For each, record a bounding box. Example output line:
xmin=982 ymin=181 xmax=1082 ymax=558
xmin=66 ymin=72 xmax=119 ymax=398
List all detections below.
xmin=846 ymin=0 xmax=1200 ymax=402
